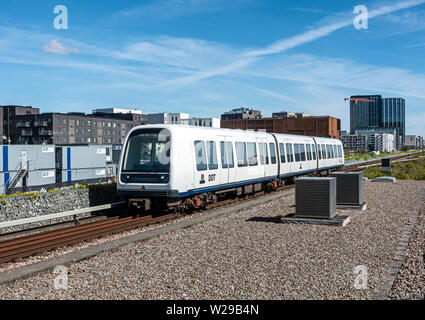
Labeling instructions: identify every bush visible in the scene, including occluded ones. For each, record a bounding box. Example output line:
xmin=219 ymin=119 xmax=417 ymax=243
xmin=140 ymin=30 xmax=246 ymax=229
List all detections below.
xmin=363 ymin=156 xmax=425 ymax=180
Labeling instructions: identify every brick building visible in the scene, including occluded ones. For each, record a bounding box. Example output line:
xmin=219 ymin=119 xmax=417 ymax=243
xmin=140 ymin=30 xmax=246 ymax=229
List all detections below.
xmin=221 ymin=116 xmax=341 ymax=138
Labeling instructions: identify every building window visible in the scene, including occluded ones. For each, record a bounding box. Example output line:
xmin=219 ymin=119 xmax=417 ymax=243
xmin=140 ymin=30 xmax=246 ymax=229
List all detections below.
xmin=108 ymin=122 xmax=111 ymax=127
xmin=76 ymin=120 xmax=79 ymax=126
xmin=63 ymin=119 xmax=67 ymax=125
xmin=87 ymin=121 xmax=91 ymax=126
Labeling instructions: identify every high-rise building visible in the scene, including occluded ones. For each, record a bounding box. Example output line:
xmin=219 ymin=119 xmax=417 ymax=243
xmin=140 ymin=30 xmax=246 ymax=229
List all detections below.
xmin=349 ymin=95 xmax=405 ymax=150
xmin=382 ymin=98 xmax=405 ymax=146
xmin=349 ymin=95 xmax=382 ymax=133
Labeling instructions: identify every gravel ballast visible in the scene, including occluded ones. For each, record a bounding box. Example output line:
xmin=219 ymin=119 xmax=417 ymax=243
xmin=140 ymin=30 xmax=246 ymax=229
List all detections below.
xmin=0 ymin=180 xmax=423 ymax=300
xmin=389 ymin=199 xmax=425 ymax=300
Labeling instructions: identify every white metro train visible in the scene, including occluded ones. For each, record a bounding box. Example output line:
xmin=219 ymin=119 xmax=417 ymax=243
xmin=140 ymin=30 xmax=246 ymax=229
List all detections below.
xmin=117 ymin=125 xmax=344 ymax=211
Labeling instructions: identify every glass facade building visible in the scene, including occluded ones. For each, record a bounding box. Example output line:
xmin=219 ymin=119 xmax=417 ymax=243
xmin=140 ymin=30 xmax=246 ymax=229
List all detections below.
xmin=382 ymin=98 xmax=405 ymax=146
xmin=349 ymin=95 xmax=405 ymax=150
xmin=350 ymin=95 xmax=382 ymax=133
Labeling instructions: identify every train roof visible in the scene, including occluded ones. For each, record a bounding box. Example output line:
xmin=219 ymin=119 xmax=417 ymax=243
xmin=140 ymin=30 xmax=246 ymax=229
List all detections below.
xmin=128 ymin=124 xmax=341 ymax=142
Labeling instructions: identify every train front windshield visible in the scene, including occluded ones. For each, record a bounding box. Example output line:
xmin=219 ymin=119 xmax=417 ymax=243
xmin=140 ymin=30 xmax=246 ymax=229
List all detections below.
xmin=122 ymin=129 xmax=170 ymax=172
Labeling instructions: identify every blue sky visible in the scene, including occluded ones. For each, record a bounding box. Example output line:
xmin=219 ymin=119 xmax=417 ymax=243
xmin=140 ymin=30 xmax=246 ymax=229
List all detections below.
xmin=1 ymin=0 xmax=425 ymax=135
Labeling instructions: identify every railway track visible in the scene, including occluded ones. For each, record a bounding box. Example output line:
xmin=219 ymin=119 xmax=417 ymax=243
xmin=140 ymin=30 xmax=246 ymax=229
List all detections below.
xmin=0 ymin=152 xmax=419 ymax=265
xmin=0 ymin=213 xmax=179 ymax=264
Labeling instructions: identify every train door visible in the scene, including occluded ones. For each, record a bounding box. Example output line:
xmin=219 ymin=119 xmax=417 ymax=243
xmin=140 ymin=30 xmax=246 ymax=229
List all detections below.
xmin=227 ymin=140 xmax=236 ymax=183
xmin=256 ymin=137 xmax=267 ymax=177
xmin=218 ymin=136 xmax=235 ymax=185
xmin=287 ymin=142 xmax=296 ymax=174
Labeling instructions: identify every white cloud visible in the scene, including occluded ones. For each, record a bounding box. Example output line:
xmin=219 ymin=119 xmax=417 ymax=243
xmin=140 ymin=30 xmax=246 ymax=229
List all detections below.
xmin=164 ymin=0 xmax=425 ymax=85
xmin=44 ymin=39 xmax=80 ymax=55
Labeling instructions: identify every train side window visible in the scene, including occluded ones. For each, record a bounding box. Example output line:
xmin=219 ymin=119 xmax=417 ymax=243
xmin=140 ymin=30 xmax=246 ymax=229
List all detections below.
xmin=247 ymin=142 xmax=258 ymax=166
xmin=311 ymin=144 xmax=316 ymax=160
xmin=264 ymin=143 xmax=270 ymax=164
xmin=338 ymin=145 xmax=343 ymax=158
xmin=279 ymin=143 xmax=286 ymax=163
xmin=294 ymin=144 xmax=300 ymax=162
xmin=306 ymin=144 xmax=311 ymax=161
xmin=258 ymin=143 xmax=264 ymax=165
xmin=220 ymin=141 xmax=228 ymax=168
xmin=317 ymin=144 xmax=322 ymax=160
xmin=259 ymin=143 xmax=269 ymax=165
xmin=269 ymin=143 xmax=277 ymax=164
xmin=325 ymin=144 xmax=330 ymax=159
xmin=206 ymin=141 xmax=218 ymax=170
xmin=235 ymin=142 xmax=248 ymax=167
xmin=227 ymin=142 xmax=235 ymax=168
xmin=321 ymin=144 xmax=327 ymax=159
xmin=286 ymin=143 xmax=294 ymax=162
xmin=194 ymin=141 xmax=207 ymax=171
xmin=300 ymin=144 xmax=306 ymax=161
xmin=332 ymin=145 xmax=337 ymax=159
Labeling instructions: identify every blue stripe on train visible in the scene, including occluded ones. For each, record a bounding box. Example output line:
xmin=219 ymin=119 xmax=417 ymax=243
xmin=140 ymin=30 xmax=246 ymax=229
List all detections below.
xmin=3 ymin=146 xmax=9 ymax=189
xmin=179 ymin=164 xmax=343 ymax=197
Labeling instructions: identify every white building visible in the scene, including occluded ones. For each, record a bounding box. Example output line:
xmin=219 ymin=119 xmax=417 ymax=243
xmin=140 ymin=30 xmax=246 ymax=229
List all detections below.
xmin=405 ymin=135 xmax=424 ymax=149
xmin=93 ymin=108 xmax=142 ymax=114
xmin=181 ymin=117 xmax=220 ymax=128
xmin=376 ymin=133 xmax=394 ymax=153
xmin=147 ymin=113 xmax=190 ymax=124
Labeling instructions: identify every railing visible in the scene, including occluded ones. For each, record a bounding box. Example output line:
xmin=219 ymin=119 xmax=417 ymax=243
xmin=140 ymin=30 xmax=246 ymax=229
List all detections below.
xmin=21 ymin=130 xmax=33 ymax=136
xmin=7 ymin=161 xmax=28 ymax=189
xmin=16 ymin=121 xmax=31 ymax=128
xmin=34 ymin=121 xmax=48 ymax=127
xmin=38 ymin=128 xmax=53 ymax=135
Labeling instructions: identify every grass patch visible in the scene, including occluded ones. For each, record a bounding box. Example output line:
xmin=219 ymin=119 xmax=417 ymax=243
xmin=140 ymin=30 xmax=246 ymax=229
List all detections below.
xmin=363 ymin=156 xmax=425 ymax=180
